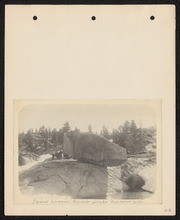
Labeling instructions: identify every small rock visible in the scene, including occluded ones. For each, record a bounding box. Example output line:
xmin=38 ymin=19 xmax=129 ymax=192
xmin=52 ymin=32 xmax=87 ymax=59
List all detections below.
xmin=18 ymin=154 xmax=26 ymax=166
xmin=124 ymin=174 xmax=145 ymax=191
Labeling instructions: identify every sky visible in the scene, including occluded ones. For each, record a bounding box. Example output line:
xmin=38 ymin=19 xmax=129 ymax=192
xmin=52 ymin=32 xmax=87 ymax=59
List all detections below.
xmin=18 ymin=104 xmax=156 ymax=133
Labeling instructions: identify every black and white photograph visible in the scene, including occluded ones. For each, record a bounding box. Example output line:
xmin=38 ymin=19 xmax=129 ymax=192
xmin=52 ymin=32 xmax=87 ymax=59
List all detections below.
xmin=4 ymin=5 xmax=175 ymax=215
xmin=17 ymin=101 xmax=159 ymax=201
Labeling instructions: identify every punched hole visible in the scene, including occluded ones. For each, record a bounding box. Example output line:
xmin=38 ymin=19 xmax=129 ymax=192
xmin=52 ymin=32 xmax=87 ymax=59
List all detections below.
xmin=150 ymin=16 xmax=155 ymax=20
xmin=91 ymin=16 xmax=96 ymax=21
xmin=33 ymin=16 xmax=37 ymax=20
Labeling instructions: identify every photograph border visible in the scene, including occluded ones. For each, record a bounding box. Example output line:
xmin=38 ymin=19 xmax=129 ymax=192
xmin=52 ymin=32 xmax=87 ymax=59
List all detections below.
xmin=1 ymin=0 xmax=178 ymax=217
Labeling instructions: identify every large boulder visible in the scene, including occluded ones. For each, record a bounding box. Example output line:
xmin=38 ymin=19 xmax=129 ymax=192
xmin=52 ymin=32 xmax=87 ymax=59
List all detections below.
xmin=63 ymin=133 xmax=127 ymax=167
xmin=19 ymin=161 xmax=108 ymax=199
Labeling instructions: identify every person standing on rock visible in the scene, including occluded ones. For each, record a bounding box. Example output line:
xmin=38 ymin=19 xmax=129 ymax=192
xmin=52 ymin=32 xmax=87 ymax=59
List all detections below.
xmin=51 ymin=149 xmax=56 ymax=160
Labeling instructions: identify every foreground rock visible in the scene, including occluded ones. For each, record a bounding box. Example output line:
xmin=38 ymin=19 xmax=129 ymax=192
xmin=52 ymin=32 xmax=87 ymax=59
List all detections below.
xmin=120 ymin=157 xmax=156 ymax=193
xmin=19 ymin=160 xmax=108 ymax=199
xmin=64 ymin=133 xmax=127 ymax=166
xmin=107 ymin=154 xmax=156 ymax=196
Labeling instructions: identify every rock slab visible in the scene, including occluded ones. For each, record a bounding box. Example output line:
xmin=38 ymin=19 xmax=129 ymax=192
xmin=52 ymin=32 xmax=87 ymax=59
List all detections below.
xmin=19 ymin=161 xmax=108 ymax=199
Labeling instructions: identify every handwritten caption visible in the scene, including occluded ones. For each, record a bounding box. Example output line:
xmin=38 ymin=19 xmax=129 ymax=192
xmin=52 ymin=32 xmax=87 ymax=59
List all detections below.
xmin=32 ymin=198 xmax=143 ymax=205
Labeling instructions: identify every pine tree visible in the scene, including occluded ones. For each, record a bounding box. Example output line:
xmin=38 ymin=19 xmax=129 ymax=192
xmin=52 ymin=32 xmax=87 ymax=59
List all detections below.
xmin=62 ymin=122 xmax=71 ymax=133
xmin=51 ymin=128 xmax=58 ymax=146
xmin=100 ymin=125 xmax=110 ymax=139
xmin=88 ymin=124 xmax=92 ymax=133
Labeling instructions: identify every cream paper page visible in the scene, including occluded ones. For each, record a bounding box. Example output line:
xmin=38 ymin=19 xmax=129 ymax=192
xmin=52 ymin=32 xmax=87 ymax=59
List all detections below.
xmin=5 ymin=5 xmax=175 ymax=215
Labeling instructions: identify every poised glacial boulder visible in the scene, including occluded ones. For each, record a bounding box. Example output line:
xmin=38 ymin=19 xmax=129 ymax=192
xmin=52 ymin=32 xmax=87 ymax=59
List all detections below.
xmin=19 ymin=160 xmax=108 ymax=199
xmin=63 ymin=133 xmax=127 ymax=167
